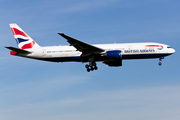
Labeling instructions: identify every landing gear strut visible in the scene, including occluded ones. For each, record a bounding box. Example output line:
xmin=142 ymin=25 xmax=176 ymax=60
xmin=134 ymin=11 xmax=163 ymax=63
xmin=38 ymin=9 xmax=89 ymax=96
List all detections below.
xmin=85 ymin=62 xmax=98 ymax=72
xmin=158 ymin=57 xmax=164 ymax=66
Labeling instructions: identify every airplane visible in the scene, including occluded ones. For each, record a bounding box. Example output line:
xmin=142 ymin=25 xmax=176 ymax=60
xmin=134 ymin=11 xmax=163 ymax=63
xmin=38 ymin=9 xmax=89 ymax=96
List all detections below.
xmin=5 ymin=23 xmax=175 ymax=72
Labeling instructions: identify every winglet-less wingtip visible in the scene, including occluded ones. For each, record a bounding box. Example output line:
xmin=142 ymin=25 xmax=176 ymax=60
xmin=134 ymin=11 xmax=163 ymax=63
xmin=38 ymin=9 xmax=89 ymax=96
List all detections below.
xmin=58 ymin=33 xmax=64 ymax=35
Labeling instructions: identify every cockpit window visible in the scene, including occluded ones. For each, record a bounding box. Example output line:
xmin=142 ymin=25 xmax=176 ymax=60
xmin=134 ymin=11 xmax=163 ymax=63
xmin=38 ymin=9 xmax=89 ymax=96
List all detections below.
xmin=167 ymin=46 xmax=171 ymax=48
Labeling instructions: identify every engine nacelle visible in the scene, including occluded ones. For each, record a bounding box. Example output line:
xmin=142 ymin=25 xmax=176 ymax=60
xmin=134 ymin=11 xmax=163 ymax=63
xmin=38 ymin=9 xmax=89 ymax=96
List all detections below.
xmin=106 ymin=50 xmax=122 ymax=59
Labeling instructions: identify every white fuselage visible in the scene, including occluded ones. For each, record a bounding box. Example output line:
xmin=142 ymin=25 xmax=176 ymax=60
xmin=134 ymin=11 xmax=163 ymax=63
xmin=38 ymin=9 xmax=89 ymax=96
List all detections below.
xmin=18 ymin=42 xmax=175 ymax=62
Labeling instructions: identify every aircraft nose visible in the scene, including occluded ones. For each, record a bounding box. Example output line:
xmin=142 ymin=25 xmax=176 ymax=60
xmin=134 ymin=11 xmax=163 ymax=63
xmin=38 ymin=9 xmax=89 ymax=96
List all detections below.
xmin=171 ymin=48 xmax=175 ymax=54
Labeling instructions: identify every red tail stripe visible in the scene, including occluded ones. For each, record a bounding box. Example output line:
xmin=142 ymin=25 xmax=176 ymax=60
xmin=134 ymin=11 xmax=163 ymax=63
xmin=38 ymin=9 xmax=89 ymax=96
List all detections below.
xmin=146 ymin=45 xmax=163 ymax=47
xmin=21 ymin=41 xmax=35 ymax=49
xmin=10 ymin=51 xmax=18 ymax=55
xmin=11 ymin=28 xmax=29 ymax=37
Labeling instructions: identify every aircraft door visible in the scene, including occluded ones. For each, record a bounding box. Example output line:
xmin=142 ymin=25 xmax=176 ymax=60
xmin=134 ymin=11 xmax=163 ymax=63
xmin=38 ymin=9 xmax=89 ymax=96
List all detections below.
xmin=42 ymin=49 xmax=46 ymax=56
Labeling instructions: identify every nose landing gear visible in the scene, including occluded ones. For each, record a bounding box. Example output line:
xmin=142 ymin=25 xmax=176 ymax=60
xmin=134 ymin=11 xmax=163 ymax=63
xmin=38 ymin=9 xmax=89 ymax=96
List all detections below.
xmin=158 ymin=57 xmax=164 ymax=66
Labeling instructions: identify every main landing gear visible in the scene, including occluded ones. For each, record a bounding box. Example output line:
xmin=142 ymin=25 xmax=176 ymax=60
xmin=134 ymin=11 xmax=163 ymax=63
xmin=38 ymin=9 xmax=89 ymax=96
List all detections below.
xmin=158 ymin=57 xmax=164 ymax=66
xmin=85 ymin=62 xmax=98 ymax=72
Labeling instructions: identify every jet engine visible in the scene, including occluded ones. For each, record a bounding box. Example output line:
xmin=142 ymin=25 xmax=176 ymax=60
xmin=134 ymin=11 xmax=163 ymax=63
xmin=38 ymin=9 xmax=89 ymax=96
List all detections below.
xmin=106 ymin=50 xmax=122 ymax=59
xmin=102 ymin=50 xmax=122 ymax=66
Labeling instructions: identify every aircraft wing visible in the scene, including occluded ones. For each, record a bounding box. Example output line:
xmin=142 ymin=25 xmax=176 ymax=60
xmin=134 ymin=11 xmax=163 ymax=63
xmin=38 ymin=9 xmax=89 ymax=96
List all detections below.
xmin=58 ymin=33 xmax=104 ymax=53
xmin=5 ymin=46 xmax=31 ymax=54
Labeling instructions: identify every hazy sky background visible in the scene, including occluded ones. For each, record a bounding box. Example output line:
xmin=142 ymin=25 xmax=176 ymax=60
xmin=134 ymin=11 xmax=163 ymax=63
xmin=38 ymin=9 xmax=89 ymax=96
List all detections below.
xmin=0 ymin=0 xmax=180 ymax=120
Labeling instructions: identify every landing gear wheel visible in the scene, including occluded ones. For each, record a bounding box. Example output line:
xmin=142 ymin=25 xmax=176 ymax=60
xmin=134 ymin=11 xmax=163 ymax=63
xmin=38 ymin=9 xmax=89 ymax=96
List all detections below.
xmin=93 ymin=62 xmax=96 ymax=66
xmin=85 ymin=62 xmax=98 ymax=72
xmin=158 ymin=62 xmax=162 ymax=66
xmin=91 ymin=66 xmax=94 ymax=71
xmin=85 ymin=64 xmax=89 ymax=68
xmin=94 ymin=66 xmax=98 ymax=70
xmin=89 ymin=63 xmax=93 ymax=67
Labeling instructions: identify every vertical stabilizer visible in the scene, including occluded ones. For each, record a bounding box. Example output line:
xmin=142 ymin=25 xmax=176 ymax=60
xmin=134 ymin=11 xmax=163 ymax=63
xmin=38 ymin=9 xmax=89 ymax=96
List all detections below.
xmin=9 ymin=23 xmax=40 ymax=49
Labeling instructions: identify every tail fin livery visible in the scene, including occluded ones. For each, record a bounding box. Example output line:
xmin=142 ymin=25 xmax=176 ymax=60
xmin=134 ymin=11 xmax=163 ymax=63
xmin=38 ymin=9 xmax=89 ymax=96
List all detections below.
xmin=9 ymin=23 xmax=40 ymax=49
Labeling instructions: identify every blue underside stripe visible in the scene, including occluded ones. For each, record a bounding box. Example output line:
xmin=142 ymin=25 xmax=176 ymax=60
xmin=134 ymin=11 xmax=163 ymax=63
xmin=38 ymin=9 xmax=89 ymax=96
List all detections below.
xmin=39 ymin=53 xmax=171 ymax=62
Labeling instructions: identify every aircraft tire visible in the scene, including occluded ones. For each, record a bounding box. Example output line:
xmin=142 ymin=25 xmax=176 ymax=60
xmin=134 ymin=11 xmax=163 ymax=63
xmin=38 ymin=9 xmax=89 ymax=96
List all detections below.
xmin=91 ymin=66 xmax=94 ymax=71
xmin=158 ymin=62 xmax=162 ymax=66
xmin=85 ymin=64 xmax=89 ymax=68
xmin=94 ymin=66 xmax=98 ymax=70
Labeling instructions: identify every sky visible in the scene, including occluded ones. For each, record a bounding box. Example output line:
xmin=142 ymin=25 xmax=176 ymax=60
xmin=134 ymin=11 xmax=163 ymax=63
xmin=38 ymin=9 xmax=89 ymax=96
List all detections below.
xmin=0 ymin=0 xmax=180 ymax=120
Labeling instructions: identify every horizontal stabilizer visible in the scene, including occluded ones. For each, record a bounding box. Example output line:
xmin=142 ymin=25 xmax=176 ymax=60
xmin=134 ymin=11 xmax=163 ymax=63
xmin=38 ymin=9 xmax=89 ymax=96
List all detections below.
xmin=5 ymin=46 xmax=31 ymax=54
